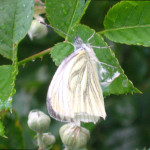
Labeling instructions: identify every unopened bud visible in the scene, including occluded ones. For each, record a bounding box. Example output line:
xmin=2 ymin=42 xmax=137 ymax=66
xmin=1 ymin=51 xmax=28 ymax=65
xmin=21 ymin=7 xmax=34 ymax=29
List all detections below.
xmin=28 ymin=15 xmax=48 ymax=40
xmin=59 ymin=123 xmax=90 ymax=149
xmin=27 ymin=110 xmax=50 ymax=133
xmin=42 ymin=132 xmax=55 ymax=147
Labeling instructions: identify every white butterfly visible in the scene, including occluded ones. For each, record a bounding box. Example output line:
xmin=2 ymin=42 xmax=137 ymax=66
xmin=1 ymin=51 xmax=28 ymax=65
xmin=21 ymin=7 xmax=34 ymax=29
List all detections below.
xmin=47 ymin=32 xmax=111 ymax=124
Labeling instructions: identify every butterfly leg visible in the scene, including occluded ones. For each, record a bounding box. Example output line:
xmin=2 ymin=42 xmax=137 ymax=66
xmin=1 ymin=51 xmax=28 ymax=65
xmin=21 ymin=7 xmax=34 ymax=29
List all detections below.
xmin=87 ymin=32 xmax=95 ymax=42
xmin=91 ymin=45 xmax=113 ymax=49
xmin=97 ymin=61 xmax=118 ymax=68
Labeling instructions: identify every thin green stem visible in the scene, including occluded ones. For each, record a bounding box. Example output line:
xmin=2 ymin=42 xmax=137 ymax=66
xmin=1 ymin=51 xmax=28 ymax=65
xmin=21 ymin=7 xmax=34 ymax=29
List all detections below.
xmin=17 ymin=47 xmax=52 ymax=66
xmin=37 ymin=132 xmax=45 ymax=149
xmin=98 ymin=30 xmax=106 ymax=35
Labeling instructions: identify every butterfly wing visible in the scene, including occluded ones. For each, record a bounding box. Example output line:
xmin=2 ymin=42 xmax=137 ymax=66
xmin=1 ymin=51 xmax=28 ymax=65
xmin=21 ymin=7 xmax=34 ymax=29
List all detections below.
xmin=47 ymin=48 xmax=106 ymax=123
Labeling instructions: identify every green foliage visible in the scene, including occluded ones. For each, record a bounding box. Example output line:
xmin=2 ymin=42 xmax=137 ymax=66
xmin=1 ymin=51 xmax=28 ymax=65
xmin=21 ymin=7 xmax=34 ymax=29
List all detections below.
xmin=46 ymin=0 xmax=90 ymax=39
xmin=0 ymin=0 xmax=34 ymax=60
xmin=0 ymin=65 xmax=17 ymax=111
xmin=46 ymin=0 xmax=140 ymax=96
xmin=51 ymin=24 xmax=140 ymax=96
xmin=0 ymin=111 xmax=25 ymax=149
xmin=102 ymin=1 xmax=150 ymax=46
xmin=0 ymin=0 xmax=34 ymax=111
xmin=0 ymin=0 xmax=150 ymax=149
xmin=51 ymin=42 xmax=74 ymax=66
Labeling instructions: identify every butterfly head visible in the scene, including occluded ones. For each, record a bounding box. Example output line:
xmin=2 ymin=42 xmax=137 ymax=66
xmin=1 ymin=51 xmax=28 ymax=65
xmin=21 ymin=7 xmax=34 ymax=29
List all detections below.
xmin=74 ymin=36 xmax=84 ymax=49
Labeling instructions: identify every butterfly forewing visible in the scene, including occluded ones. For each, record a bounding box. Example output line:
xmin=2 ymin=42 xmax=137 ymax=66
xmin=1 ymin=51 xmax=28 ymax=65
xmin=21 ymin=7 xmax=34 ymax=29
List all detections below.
xmin=47 ymin=46 xmax=106 ymax=123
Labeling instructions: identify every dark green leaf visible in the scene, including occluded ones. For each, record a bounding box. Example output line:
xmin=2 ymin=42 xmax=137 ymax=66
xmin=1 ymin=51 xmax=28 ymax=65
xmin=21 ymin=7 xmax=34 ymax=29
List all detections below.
xmin=46 ymin=0 xmax=90 ymax=39
xmin=0 ymin=65 xmax=18 ymax=111
xmin=51 ymin=24 xmax=140 ymax=96
xmin=0 ymin=0 xmax=34 ymax=60
xmin=0 ymin=111 xmax=25 ymax=149
xmin=101 ymin=1 xmax=150 ymax=47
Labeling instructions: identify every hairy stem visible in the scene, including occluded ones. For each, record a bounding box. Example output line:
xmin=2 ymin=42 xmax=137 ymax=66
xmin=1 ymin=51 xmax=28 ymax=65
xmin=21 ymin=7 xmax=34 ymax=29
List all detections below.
xmin=17 ymin=47 xmax=52 ymax=66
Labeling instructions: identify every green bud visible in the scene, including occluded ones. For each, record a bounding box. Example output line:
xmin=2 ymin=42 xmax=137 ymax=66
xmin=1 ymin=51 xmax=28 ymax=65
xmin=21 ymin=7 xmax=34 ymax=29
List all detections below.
xmin=59 ymin=123 xmax=90 ymax=149
xmin=42 ymin=132 xmax=56 ymax=147
xmin=27 ymin=110 xmax=50 ymax=133
xmin=28 ymin=15 xmax=48 ymax=40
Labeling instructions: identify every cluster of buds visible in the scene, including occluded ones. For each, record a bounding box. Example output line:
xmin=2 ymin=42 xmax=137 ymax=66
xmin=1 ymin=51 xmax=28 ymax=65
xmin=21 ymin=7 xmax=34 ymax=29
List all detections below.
xmin=28 ymin=110 xmax=55 ymax=149
xmin=28 ymin=110 xmax=90 ymax=149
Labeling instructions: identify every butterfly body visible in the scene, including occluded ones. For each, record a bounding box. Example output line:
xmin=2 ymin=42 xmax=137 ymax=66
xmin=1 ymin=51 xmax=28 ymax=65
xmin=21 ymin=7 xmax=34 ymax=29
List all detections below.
xmin=47 ymin=36 xmax=106 ymax=124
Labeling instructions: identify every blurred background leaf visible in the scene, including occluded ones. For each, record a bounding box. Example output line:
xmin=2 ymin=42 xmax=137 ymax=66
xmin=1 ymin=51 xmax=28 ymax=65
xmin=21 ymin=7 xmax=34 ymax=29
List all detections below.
xmin=0 ymin=111 xmax=25 ymax=149
xmin=0 ymin=120 xmax=5 ymax=137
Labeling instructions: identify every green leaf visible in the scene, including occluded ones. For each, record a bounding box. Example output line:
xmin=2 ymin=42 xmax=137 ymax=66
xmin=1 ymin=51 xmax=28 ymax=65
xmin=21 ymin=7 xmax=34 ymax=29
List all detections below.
xmin=101 ymin=1 xmax=150 ymax=47
xmin=51 ymin=24 xmax=140 ymax=96
xmin=0 ymin=111 xmax=25 ymax=149
xmin=0 ymin=120 xmax=6 ymax=138
xmin=46 ymin=0 xmax=90 ymax=39
xmin=0 ymin=65 xmax=18 ymax=111
xmin=0 ymin=0 xmax=34 ymax=60
xmin=51 ymin=42 xmax=74 ymax=66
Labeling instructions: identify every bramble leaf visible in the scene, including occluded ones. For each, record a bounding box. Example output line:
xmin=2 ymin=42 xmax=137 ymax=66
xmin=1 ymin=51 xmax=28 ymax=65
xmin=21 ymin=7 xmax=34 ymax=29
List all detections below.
xmin=0 ymin=0 xmax=34 ymax=60
xmin=101 ymin=1 xmax=150 ymax=47
xmin=51 ymin=25 xmax=140 ymax=96
xmin=46 ymin=0 xmax=90 ymax=39
xmin=0 ymin=65 xmax=18 ymax=111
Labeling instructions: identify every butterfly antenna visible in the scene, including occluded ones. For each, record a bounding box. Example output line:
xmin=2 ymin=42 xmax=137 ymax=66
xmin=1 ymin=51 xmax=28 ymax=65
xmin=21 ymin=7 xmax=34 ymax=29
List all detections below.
xmin=39 ymin=21 xmax=74 ymax=40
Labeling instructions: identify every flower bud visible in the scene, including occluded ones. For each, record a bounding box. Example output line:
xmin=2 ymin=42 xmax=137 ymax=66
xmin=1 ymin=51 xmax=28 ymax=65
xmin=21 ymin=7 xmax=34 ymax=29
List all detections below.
xmin=27 ymin=110 xmax=50 ymax=133
xmin=42 ymin=132 xmax=56 ymax=147
xmin=28 ymin=15 xmax=48 ymax=40
xmin=59 ymin=123 xmax=90 ymax=149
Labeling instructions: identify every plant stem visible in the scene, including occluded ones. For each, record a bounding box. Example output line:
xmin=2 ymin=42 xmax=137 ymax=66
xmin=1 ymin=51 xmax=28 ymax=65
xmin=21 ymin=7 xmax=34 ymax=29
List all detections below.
xmin=98 ymin=30 xmax=105 ymax=35
xmin=37 ymin=132 xmax=45 ymax=150
xmin=17 ymin=47 xmax=52 ymax=66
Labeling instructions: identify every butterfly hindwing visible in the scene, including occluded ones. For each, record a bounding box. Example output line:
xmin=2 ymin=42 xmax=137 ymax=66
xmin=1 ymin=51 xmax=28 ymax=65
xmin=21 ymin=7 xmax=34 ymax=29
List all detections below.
xmin=47 ymin=47 xmax=106 ymax=123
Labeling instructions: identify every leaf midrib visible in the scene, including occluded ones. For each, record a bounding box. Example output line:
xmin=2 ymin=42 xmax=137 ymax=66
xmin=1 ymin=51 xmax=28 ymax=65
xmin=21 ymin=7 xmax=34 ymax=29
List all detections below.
xmin=100 ymin=24 xmax=150 ymax=34
xmin=66 ymin=0 xmax=79 ymax=39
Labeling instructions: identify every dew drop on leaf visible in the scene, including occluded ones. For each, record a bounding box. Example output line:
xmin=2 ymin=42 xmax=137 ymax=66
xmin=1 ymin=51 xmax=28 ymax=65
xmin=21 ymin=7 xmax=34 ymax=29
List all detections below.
xmin=136 ymin=43 xmax=141 ymax=46
xmin=8 ymin=97 xmax=12 ymax=102
xmin=32 ymin=59 xmax=35 ymax=62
